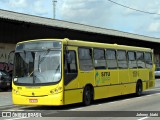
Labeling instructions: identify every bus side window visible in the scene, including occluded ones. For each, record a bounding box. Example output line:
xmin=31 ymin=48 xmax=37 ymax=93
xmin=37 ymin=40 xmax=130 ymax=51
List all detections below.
xmin=128 ymin=51 xmax=137 ymax=69
xmin=137 ymin=52 xmax=145 ymax=68
xmin=79 ymin=48 xmax=93 ymax=71
xmin=106 ymin=49 xmax=118 ymax=69
xmin=117 ymin=50 xmax=128 ymax=69
xmin=94 ymin=48 xmax=106 ymax=69
xmin=145 ymin=52 xmax=152 ymax=69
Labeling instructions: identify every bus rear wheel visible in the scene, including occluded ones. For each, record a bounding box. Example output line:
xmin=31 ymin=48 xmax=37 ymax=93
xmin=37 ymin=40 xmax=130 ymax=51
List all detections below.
xmin=83 ymin=86 xmax=92 ymax=106
xmin=136 ymin=81 xmax=142 ymax=96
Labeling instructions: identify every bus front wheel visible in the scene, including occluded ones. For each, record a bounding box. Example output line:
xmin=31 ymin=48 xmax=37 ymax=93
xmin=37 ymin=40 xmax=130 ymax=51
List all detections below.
xmin=83 ymin=86 xmax=92 ymax=106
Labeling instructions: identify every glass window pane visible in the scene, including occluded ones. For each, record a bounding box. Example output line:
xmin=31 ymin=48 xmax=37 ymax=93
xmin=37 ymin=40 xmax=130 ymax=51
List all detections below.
xmin=117 ymin=50 xmax=127 ymax=69
xmin=106 ymin=49 xmax=117 ymax=69
xmin=94 ymin=49 xmax=105 ymax=60
xmin=145 ymin=52 xmax=152 ymax=69
xmin=79 ymin=48 xmax=92 ymax=60
xmin=69 ymin=51 xmax=77 ymax=73
xmin=106 ymin=50 xmax=116 ymax=60
xmin=128 ymin=51 xmax=137 ymax=68
xmin=137 ymin=52 xmax=145 ymax=68
xmin=79 ymin=48 xmax=93 ymax=71
xmin=128 ymin=52 xmax=136 ymax=60
xmin=117 ymin=51 xmax=126 ymax=60
xmin=94 ymin=49 xmax=106 ymax=69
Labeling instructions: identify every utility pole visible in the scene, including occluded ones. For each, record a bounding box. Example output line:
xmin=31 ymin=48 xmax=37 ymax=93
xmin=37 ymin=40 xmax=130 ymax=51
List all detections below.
xmin=53 ymin=0 xmax=57 ymax=19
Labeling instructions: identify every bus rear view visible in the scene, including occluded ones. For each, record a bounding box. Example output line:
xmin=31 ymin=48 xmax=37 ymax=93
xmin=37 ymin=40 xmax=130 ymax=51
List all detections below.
xmin=12 ymin=39 xmax=64 ymax=106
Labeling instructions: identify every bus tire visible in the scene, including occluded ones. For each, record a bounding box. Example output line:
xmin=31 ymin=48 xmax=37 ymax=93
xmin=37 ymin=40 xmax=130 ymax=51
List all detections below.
xmin=136 ymin=81 xmax=142 ymax=96
xmin=83 ymin=86 xmax=92 ymax=106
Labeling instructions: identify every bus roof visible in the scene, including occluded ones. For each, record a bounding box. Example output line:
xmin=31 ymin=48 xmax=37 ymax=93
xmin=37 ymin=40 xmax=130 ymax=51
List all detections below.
xmin=17 ymin=38 xmax=152 ymax=52
xmin=65 ymin=39 xmax=152 ymax=52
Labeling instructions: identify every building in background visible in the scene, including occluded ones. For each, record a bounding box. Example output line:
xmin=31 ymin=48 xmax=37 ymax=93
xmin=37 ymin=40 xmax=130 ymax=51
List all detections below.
xmin=0 ymin=9 xmax=160 ymax=75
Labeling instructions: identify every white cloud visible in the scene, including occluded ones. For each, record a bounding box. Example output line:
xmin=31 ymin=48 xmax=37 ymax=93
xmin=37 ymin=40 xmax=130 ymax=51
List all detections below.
xmin=32 ymin=0 xmax=48 ymax=15
xmin=60 ymin=0 xmax=112 ymax=27
xmin=9 ymin=0 xmax=28 ymax=8
xmin=148 ymin=22 xmax=160 ymax=32
xmin=0 ymin=0 xmax=50 ymax=17
xmin=1 ymin=0 xmax=160 ymax=38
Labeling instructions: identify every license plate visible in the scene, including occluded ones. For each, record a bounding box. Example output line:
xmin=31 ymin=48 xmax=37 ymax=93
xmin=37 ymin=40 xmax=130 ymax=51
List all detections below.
xmin=7 ymin=83 xmax=10 ymax=86
xmin=29 ymin=99 xmax=38 ymax=103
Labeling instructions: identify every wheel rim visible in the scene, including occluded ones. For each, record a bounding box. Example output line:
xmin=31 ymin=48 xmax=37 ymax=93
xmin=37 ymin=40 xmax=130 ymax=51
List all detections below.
xmin=137 ymin=83 xmax=142 ymax=95
xmin=85 ymin=87 xmax=91 ymax=102
xmin=84 ymin=87 xmax=91 ymax=105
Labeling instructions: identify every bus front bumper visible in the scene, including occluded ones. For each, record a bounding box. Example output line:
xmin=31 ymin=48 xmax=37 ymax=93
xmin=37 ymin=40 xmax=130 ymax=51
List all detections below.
xmin=12 ymin=92 xmax=63 ymax=106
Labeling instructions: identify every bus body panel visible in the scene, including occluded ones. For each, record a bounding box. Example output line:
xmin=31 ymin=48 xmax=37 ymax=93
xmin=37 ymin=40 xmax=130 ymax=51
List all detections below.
xmin=78 ymin=70 xmax=95 ymax=87
xmin=12 ymin=75 xmax=64 ymax=106
xmin=123 ymin=83 xmax=136 ymax=95
xmin=64 ymin=89 xmax=83 ymax=105
xmin=12 ymin=92 xmax=63 ymax=106
xmin=118 ymin=69 xmax=129 ymax=84
xmin=129 ymin=68 xmax=138 ymax=83
xmin=138 ymin=69 xmax=149 ymax=81
xmin=94 ymin=85 xmax=121 ymax=99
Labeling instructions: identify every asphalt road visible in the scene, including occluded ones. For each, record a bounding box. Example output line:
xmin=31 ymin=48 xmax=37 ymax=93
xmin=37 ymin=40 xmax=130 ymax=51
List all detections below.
xmin=0 ymin=80 xmax=160 ymax=120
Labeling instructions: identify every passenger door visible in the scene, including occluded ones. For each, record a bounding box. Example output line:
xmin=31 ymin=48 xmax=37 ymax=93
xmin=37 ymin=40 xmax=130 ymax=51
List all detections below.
xmin=64 ymin=46 xmax=81 ymax=104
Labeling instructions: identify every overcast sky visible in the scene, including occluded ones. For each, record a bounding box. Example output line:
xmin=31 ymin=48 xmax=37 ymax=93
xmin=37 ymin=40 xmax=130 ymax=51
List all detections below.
xmin=1 ymin=0 xmax=160 ymax=38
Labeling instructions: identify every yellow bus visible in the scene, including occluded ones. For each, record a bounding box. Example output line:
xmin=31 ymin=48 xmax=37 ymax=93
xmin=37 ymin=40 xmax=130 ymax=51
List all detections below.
xmin=12 ymin=38 xmax=155 ymax=106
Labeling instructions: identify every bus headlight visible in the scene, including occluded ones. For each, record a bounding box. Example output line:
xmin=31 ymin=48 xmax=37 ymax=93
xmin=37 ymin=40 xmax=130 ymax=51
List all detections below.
xmin=13 ymin=89 xmax=19 ymax=95
xmin=50 ymin=87 xmax=62 ymax=94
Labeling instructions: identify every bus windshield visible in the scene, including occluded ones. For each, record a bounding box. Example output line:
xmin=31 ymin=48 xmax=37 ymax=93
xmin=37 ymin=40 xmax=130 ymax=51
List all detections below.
xmin=13 ymin=50 xmax=61 ymax=85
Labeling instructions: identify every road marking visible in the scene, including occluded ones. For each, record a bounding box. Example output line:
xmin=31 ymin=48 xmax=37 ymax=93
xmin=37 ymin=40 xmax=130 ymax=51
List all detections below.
xmin=106 ymin=92 xmax=160 ymax=105
xmin=137 ymin=117 xmax=149 ymax=120
xmin=70 ymin=107 xmax=84 ymax=111
xmin=92 ymin=93 xmax=160 ymax=107
xmin=4 ymin=117 xmax=28 ymax=120
xmin=2 ymin=87 xmax=160 ymax=112
xmin=70 ymin=104 xmax=103 ymax=110
xmin=8 ymin=109 xmax=25 ymax=111
xmin=70 ymin=92 xmax=160 ymax=111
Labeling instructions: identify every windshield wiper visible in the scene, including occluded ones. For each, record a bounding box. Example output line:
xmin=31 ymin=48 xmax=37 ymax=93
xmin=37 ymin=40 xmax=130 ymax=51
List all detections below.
xmin=37 ymin=49 xmax=51 ymax=72
xmin=38 ymin=49 xmax=51 ymax=65
xmin=28 ymin=49 xmax=51 ymax=77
